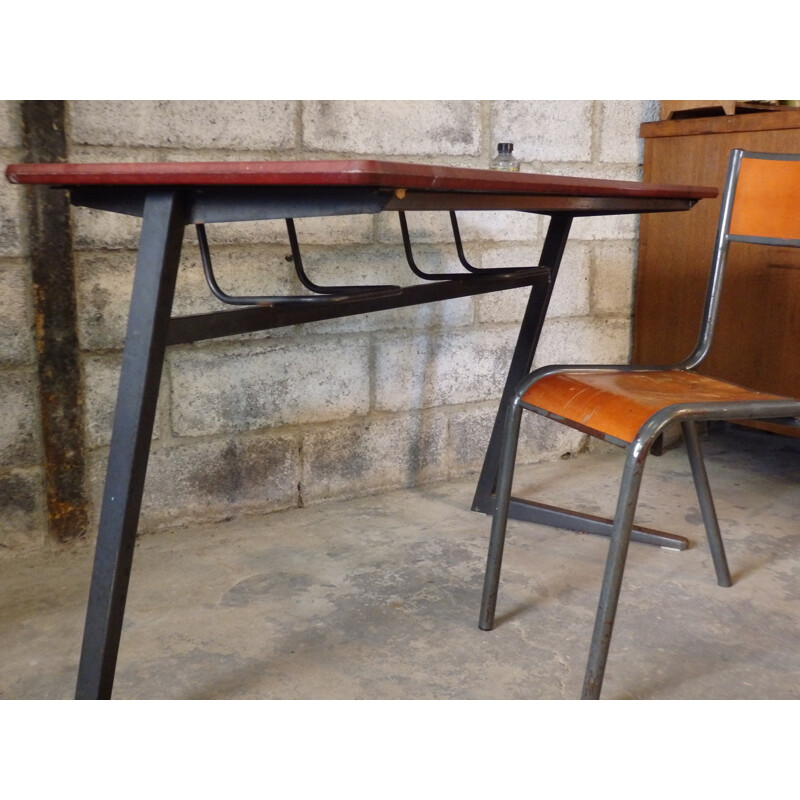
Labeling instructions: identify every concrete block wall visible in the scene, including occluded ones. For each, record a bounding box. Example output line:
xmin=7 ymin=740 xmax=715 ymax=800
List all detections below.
xmin=0 ymin=100 xmax=658 ymax=554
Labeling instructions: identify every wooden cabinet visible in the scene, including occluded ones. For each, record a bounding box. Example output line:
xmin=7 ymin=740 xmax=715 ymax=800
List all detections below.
xmin=633 ymin=109 xmax=800 ymax=433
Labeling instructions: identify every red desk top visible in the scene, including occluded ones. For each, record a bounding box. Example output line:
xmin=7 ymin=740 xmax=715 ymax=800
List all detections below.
xmin=4 ymin=159 xmax=717 ymax=201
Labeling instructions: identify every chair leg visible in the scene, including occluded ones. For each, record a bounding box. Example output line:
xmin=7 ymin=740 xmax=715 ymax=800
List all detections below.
xmin=479 ymin=402 xmax=523 ymax=631
xmin=582 ymin=444 xmax=648 ymax=699
xmin=681 ymin=421 xmax=732 ymax=587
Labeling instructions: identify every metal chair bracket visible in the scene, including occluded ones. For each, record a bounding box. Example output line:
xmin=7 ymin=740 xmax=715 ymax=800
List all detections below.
xmin=399 ymin=210 xmax=542 ymax=280
xmin=197 ymin=211 xmax=545 ymax=308
xmin=196 ymin=221 xmax=401 ymax=307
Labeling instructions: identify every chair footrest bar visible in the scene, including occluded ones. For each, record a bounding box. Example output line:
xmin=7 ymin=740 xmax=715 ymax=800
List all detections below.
xmin=475 ymin=495 xmax=689 ymax=550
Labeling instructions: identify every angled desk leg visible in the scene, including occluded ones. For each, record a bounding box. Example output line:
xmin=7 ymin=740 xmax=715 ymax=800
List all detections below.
xmin=471 ymin=213 xmax=689 ymax=551
xmin=76 ymin=190 xmax=186 ymax=699
xmin=472 ymin=213 xmax=573 ymax=512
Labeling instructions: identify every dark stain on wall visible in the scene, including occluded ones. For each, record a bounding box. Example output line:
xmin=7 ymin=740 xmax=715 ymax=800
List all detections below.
xmin=21 ymin=101 xmax=88 ymax=542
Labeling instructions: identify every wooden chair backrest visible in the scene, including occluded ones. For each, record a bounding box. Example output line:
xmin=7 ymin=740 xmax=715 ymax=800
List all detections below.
xmin=729 ymin=153 xmax=800 ymax=244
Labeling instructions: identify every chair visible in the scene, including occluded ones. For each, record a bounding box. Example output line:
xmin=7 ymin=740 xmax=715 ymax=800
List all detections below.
xmin=478 ymin=149 xmax=800 ymax=699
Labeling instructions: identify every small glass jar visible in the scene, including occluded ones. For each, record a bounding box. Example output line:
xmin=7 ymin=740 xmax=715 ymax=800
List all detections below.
xmin=490 ymin=142 xmax=520 ymax=172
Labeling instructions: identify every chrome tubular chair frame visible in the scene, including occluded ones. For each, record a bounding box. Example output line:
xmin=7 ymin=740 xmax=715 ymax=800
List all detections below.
xmin=479 ymin=149 xmax=800 ymax=699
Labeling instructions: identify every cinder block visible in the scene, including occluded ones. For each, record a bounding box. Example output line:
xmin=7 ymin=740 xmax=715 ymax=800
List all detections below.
xmin=591 ymin=241 xmax=637 ymax=315
xmin=376 ymin=208 xmax=540 ymax=246
xmin=286 ymin=215 xmax=376 ymax=246
xmin=641 ymin=101 xmax=660 ymax=123
xmin=280 ymin=244 xmax=408 ymax=293
xmin=540 ymin=241 xmax=591 ymax=317
xmin=558 ymin=163 xmax=642 ymax=242
xmin=86 ymin=432 xmax=299 ymax=534
xmin=143 ymin=434 xmax=299 ymax=528
xmin=303 ymin=101 xmax=480 ymax=156
xmin=0 ymin=261 xmax=35 ymax=365
xmin=0 ymin=468 xmax=47 ymax=552
xmin=301 ymin=412 xmax=448 ymax=504
xmin=445 ymin=404 xmax=496 ymax=476
xmin=81 ymin=354 xmax=120 ymax=448
xmin=598 ymin=101 xmax=647 ymax=165
xmin=170 ymin=243 xmax=300 ymax=316
xmin=450 ymin=209 xmax=541 ymax=244
xmin=373 ymin=329 xmax=517 ymax=413
xmin=376 ymin=209 xmax=459 ymax=245
xmin=475 ymin=242 xmax=590 ymax=324
xmin=72 ymin=206 xmax=143 ymax=252
xmin=556 ymin=162 xmax=642 ymax=183
xmin=73 ymin=205 xmax=374 ymax=252
xmin=69 ymin=100 xmax=297 ymax=150
xmin=570 ymin=208 xmax=639 ymax=242
xmin=75 ymin=247 xmax=299 ymax=351
xmin=260 ymin=244 xmax=474 ymax=335
xmin=517 ymin=410 xmax=588 ymax=463
xmin=534 ymin=317 xmax=631 ymax=368
xmin=0 ymin=179 xmax=25 ymax=258
xmin=169 ymin=337 xmax=371 ymax=437
xmin=0 ymin=370 xmax=41 ymax=468
xmin=447 ymin=403 xmax=586 ymax=476
xmin=82 ymin=353 xmax=168 ymax=448
xmin=303 ymin=292 xmax=474 ymax=336
xmin=474 ymin=282 xmax=533 ymax=329
xmin=75 ymin=251 xmax=137 ymax=351
xmin=0 ymin=101 xmax=20 ymax=147
xmin=491 ymin=101 xmax=593 ymax=163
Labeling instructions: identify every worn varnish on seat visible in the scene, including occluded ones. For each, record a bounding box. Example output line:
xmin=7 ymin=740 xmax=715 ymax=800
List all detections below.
xmin=523 ymin=369 xmax=789 ymax=445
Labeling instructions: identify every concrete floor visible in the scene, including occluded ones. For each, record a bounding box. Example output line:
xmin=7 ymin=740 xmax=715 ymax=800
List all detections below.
xmin=1 ymin=425 xmax=798 ymax=700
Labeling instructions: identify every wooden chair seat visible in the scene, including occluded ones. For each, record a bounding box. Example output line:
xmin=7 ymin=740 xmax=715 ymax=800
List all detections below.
xmin=522 ymin=369 xmax=790 ymax=445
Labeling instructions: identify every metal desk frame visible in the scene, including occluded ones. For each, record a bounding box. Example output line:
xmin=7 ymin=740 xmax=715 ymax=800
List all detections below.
xmin=5 ymin=159 xmax=715 ymax=698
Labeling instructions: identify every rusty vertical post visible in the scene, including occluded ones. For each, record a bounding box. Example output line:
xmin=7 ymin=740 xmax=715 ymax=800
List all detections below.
xmin=21 ymin=100 xmax=88 ymax=542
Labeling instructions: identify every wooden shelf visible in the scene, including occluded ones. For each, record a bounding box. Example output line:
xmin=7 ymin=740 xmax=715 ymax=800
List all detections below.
xmin=659 ymin=100 xmax=790 ymax=121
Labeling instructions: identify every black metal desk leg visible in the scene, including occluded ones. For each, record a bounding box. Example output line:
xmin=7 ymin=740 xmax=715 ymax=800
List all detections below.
xmin=471 ymin=212 xmax=690 ymax=551
xmin=75 ymin=190 xmax=186 ymax=699
xmin=472 ymin=213 xmax=573 ymax=512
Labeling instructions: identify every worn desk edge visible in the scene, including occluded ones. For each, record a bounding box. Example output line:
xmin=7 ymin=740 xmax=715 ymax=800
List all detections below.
xmin=4 ymin=159 xmax=718 ymax=201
